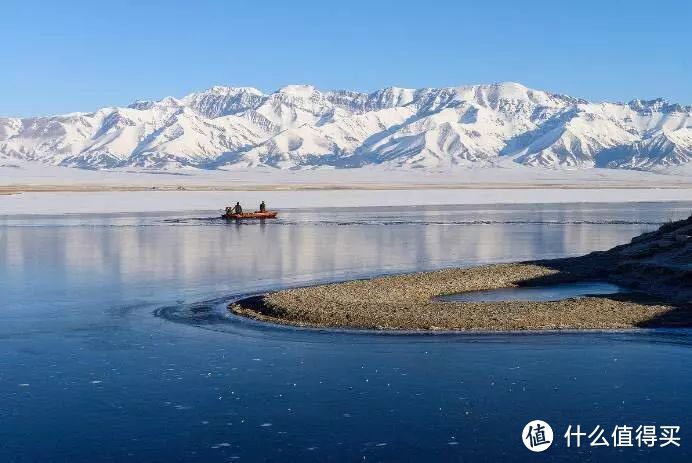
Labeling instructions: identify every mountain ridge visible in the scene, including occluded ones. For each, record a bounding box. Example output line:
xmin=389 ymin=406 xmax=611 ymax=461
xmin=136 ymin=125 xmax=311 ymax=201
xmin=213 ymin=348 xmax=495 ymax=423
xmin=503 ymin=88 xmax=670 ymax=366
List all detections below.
xmin=1 ymin=82 xmax=690 ymax=171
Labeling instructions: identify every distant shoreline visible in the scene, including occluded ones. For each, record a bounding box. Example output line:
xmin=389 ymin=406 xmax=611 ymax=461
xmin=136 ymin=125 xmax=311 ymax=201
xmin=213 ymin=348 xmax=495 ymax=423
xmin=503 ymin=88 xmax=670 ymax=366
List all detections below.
xmin=2 ymin=188 xmax=692 ymax=216
xmin=2 ymin=182 xmax=692 ymax=194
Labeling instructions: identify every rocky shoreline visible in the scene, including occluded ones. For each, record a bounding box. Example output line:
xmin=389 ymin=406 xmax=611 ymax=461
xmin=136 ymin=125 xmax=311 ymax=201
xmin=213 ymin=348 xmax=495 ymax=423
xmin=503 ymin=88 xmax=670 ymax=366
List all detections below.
xmin=230 ymin=215 xmax=692 ymax=331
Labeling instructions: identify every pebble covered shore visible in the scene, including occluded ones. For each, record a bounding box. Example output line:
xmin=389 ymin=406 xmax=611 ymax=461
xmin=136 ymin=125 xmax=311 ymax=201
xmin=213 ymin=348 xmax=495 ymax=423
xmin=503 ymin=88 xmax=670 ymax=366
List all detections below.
xmin=231 ymin=263 xmax=681 ymax=331
xmin=231 ymin=215 xmax=692 ymax=331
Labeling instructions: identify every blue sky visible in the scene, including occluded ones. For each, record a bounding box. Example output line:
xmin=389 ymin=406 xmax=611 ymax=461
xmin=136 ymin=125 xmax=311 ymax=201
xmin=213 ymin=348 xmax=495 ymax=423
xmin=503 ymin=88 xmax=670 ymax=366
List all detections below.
xmin=2 ymin=0 xmax=690 ymax=116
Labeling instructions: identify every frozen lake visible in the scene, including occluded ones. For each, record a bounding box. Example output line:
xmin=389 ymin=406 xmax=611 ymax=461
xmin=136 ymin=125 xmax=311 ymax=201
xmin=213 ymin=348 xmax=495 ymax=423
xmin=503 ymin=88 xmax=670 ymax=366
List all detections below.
xmin=1 ymin=202 xmax=691 ymax=461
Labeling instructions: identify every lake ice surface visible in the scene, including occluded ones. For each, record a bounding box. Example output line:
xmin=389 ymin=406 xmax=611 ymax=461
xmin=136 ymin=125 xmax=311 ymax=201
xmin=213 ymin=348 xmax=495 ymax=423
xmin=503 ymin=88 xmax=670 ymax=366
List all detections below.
xmin=1 ymin=202 xmax=691 ymax=462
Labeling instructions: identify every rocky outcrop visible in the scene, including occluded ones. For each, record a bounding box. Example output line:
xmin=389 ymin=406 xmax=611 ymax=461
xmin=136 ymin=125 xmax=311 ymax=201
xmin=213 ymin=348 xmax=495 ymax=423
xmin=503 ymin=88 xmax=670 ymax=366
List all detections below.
xmin=543 ymin=215 xmax=692 ymax=303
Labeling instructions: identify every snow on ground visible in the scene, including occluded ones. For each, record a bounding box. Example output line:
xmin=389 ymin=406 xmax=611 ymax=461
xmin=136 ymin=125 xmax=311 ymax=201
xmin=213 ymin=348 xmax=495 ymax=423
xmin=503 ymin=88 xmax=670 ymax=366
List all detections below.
xmin=1 ymin=161 xmax=692 ymax=188
xmin=2 ymin=188 xmax=692 ymax=216
xmin=1 ymin=162 xmax=690 ymax=215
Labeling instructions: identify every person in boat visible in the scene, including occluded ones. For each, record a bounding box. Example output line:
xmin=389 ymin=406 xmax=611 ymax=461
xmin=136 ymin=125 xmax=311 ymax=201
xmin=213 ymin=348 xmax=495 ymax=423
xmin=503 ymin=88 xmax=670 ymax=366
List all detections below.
xmin=259 ymin=201 xmax=266 ymax=212
xmin=232 ymin=202 xmax=243 ymax=214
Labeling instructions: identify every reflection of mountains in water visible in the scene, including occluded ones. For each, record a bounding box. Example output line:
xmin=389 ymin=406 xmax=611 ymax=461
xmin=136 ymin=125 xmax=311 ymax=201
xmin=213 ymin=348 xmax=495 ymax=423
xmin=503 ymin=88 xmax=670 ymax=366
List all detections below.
xmin=286 ymin=219 xmax=666 ymax=226
xmin=9 ymin=218 xmax=668 ymax=227
xmin=4 ymin=205 xmax=685 ymax=295
xmin=166 ymin=218 xmax=665 ymax=227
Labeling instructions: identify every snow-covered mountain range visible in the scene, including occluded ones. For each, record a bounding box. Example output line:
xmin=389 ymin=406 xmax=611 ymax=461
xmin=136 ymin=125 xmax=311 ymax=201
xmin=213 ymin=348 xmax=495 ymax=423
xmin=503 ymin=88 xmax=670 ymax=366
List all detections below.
xmin=1 ymin=82 xmax=690 ymax=171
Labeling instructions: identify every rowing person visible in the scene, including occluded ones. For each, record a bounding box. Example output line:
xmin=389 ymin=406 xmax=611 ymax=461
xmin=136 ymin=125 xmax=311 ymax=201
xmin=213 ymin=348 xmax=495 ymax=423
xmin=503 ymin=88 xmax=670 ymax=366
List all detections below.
xmin=232 ymin=202 xmax=243 ymax=214
xmin=259 ymin=201 xmax=266 ymax=212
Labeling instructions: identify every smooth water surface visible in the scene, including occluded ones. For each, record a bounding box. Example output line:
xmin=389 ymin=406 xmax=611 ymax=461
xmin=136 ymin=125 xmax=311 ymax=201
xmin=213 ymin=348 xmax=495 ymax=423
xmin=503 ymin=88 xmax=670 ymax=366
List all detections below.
xmin=1 ymin=203 xmax=691 ymax=462
xmin=437 ymin=282 xmax=624 ymax=302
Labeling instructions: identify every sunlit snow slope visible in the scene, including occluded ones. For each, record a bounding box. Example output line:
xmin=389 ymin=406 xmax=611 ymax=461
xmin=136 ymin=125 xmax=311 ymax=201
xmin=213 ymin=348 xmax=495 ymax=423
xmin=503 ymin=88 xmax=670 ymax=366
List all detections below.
xmin=1 ymin=82 xmax=690 ymax=171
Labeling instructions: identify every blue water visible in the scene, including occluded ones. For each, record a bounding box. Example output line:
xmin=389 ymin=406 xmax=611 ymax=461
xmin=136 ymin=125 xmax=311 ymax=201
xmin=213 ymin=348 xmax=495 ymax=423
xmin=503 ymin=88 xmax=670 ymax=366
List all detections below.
xmin=1 ymin=203 xmax=691 ymax=462
xmin=437 ymin=282 xmax=624 ymax=302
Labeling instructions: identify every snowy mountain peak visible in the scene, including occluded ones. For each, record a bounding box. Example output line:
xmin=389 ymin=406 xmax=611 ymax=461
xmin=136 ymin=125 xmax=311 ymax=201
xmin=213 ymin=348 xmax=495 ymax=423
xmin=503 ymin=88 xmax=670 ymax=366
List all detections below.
xmin=128 ymin=100 xmax=155 ymax=110
xmin=626 ymin=98 xmax=690 ymax=114
xmin=205 ymin=85 xmax=264 ymax=95
xmin=127 ymin=95 xmax=181 ymax=110
xmin=369 ymin=86 xmax=417 ymax=108
xmin=276 ymin=84 xmax=320 ymax=98
xmin=179 ymin=86 xmax=266 ymax=119
xmin=1 ymin=82 xmax=690 ymax=171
